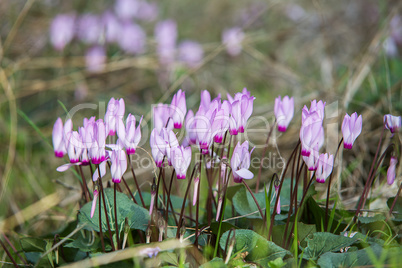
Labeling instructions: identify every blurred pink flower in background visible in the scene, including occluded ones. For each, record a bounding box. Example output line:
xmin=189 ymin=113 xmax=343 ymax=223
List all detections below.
xmin=178 ymin=40 xmax=204 ymax=67
xmin=102 ymin=11 xmax=121 ymax=43
xmin=222 ymin=27 xmax=245 ymax=57
xmin=136 ymin=1 xmax=158 ymax=22
xmin=114 ymin=0 xmax=141 ymax=20
xmin=50 ymin=13 xmax=76 ymax=51
xmin=85 ymin=46 xmax=106 ymax=73
xmin=155 ymin=20 xmax=177 ymax=65
xmin=118 ymin=22 xmax=146 ymax=54
xmin=77 ymin=14 xmax=103 ymax=44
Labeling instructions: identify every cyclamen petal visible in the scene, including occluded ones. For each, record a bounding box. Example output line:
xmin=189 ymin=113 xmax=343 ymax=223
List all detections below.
xmin=274 ymin=95 xmax=294 ymax=132
xmin=384 ymin=114 xmax=401 ymax=134
xmin=387 ymin=156 xmax=398 ymax=185
xmin=110 ymin=150 xmax=127 ymax=183
xmin=231 ymin=141 xmax=254 ymax=183
xmin=52 ymin=118 xmax=67 ymax=157
xmin=316 ymin=153 xmax=334 ymax=183
xmin=342 ymin=112 xmax=362 ymax=149
xmin=90 ymin=189 xmax=99 ymax=218
xmin=171 ymin=89 xmax=187 ymax=129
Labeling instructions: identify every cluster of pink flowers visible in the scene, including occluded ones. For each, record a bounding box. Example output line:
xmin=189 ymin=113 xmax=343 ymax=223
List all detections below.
xmin=52 ymin=98 xmax=142 ymax=184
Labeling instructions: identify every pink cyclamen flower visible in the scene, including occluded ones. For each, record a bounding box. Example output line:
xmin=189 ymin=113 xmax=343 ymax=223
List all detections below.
xmin=185 ymin=110 xmax=197 ymax=145
xmin=171 ymin=146 xmax=192 ymax=179
xmin=102 ymin=11 xmax=121 ymax=43
xmin=77 ymin=14 xmax=103 ymax=45
xmin=153 ymin=103 xmax=173 ymax=132
xmin=274 ymin=185 xmax=281 ymax=214
xmin=105 ymin=97 xmax=125 ymax=136
xmin=150 ymin=129 xmax=164 ymax=167
xmin=230 ymin=94 xmax=255 ymax=134
xmin=222 ymin=27 xmax=245 ymax=57
xmin=110 ymin=149 xmax=127 ymax=183
xmin=114 ymin=0 xmax=141 ymax=20
xmin=90 ymin=119 xmax=107 ymax=164
xmin=195 ymin=107 xmax=216 ymax=155
xmin=171 ymin=89 xmax=187 ymax=129
xmin=300 ymin=112 xmax=324 ymax=156
xmin=85 ymin=46 xmax=106 ymax=73
xmin=231 ymin=141 xmax=255 ymax=183
xmin=302 ymin=100 xmax=326 ymax=123
xmin=66 ymin=131 xmax=83 ymax=163
xmin=384 ymin=114 xmax=401 ymax=134
xmin=302 ymin=144 xmax=319 ymax=171
xmin=90 ymin=188 xmax=99 ymax=218
xmin=50 ymin=14 xmax=76 ymax=51
xmin=117 ymin=114 xmax=142 ymax=155
xmin=387 ymin=156 xmax=398 ymax=185
xmin=342 ymin=112 xmax=362 ymax=149
xmin=211 ymin=100 xmax=231 ymax=143
xmin=316 ymin=153 xmax=334 ymax=183
xmin=52 ymin=118 xmax=68 ymax=157
xmin=274 ymin=95 xmax=294 ymax=132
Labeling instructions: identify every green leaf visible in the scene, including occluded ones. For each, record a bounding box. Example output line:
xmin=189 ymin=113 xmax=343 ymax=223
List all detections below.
xmin=302 ymin=232 xmax=357 ymax=260
xmin=232 ymin=187 xmax=290 ymax=219
xmin=358 ymin=214 xmax=386 ymax=224
xmin=219 ymin=229 xmax=291 ymax=264
xmin=20 ymin=237 xmax=47 ymax=252
xmin=387 ymin=197 xmax=402 ymax=219
xmin=317 ymin=243 xmax=402 ymax=267
xmin=158 ymin=252 xmax=179 ymax=266
xmin=200 ymin=257 xmax=226 ymax=268
xmin=267 ymin=257 xmax=286 ymax=268
xmin=78 ymin=188 xmax=150 ymax=233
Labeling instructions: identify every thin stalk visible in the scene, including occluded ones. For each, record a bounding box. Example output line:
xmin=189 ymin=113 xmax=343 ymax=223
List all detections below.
xmin=195 ymin=154 xmax=202 ymax=247
xmin=79 ymin=165 xmax=91 ymax=202
xmin=2 ymin=234 xmax=27 ymax=265
xmin=128 ymin=153 xmax=145 ymax=207
xmin=0 ymin=239 xmax=18 ymax=268
xmin=324 ymin=138 xmax=343 ymax=231
xmin=268 ymin=141 xmax=300 ymax=241
xmin=242 ymin=180 xmax=264 ymax=219
xmin=99 ymin=175 xmax=116 ymax=251
xmin=176 ymin=164 xmax=198 ymax=238
xmin=97 ymin=185 xmax=105 ymax=252
xmin=155 ymin=166 xmax=163 ymax=212
xmin=355 ymin=127 xmax=385 ymax=220
xmin=114 ymin=183 xmax=120 ymax=250
xmin=213 ymin=192 xmax=227 ymax=258
xmin=165 ymin=169 xmax=178 ymax=227
xmin=256 ymin=120 xmax=276 ymax=193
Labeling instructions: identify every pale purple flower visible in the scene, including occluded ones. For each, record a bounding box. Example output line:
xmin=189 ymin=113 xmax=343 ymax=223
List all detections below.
xmin=387 ymin=156 xmax=398 ymax=185
xmin=390 ymin=15 xmax=402 ymax=45
xmin=118 ymin=22 xmax=146 ymax=55
xmin=105 ymin=98 xmax=125 ymax=136
xmin=227 ymin=88 xmax=250 ymax=104
xmin=117 ymin=114 xmax=142 ymax=155
xmin=193 ymin=176 xmax=199 ymax=206
xmin=136 ymin=1 xmax=158 ymax=21
xmin=231 ymin=141 xmax=255 ymax=183
xmin=384 ymin=114 xmax=401 ymax=134
xmin=300 ymin=112 xmax=324 ymax=156
xmin=302 ymin=144 xmax=319 ymax=171
xmin=211 ymin=100 xmax=231 ymax=143
xmin=170 ymin=89 xmax=187 ymax=129
xmin=171 ymin=146 xmax=192 ymax=179
xmin=102 ymin=11 xmax=121 ymax=43
xmin=90 ymin=119 xmax=107 ymax=164
xmin=194 ymin=107 xmax=216 ymax=155
xmin=222 ymin=27 xmax=245 ymax=57
xmin=50 ymin=14 xmax=76 ymax=51
xmin=77 ymin=14 xmax=103 ymax=44
xmin=65 ymin=131 xmax=83 ymax=163
xmin=274 ymin=95 xmax=294 ymax=132
xmin=316 ymin=153 xmax=334 ymax=183
xmin=92 ymin=161 xmax=107 ymax=181
xmin=114 ymin=0 xmax=141 ymax=20
xmin=155 ymin=20 xmax=177 ymax=65
xmin=150 ymin=128 xmax=179 ymax=166
xmin=185 ymin=110 xmax=197 ymax=145
xmin=90 ymin=188 xmax=99 ymax=218
xmin=178 ymin=40 xmax=203 ymax=67
xmin=150 ymin=129 xmax=164 ymax=167
xmin=153 ymin=103 xmax=173 ymax=132
xmin=342 ymin=112 xmax=362 ymax=149
xmin=85 ymin=46 xmax=106 ymax=73
xmin=285 ymin=4 xmax=306 ymax=22
xmin=52 ymin=118 xmax=67 ymax=157
xmin=302 ymin=100 xmax=326 ymax=123
xmin=230 ymin=93 xmax=255 ymax=134
xmin=110 ymin=149 xmax=127 ymax=183
xmin=274 ymin=185 xmax=281 ymax=214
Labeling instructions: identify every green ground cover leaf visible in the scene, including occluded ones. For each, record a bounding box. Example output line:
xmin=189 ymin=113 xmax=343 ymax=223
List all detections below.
xmin=219 ymin=229 xmax=291 ymax=264
xmin=78 ymin=188 xmax=150 ymax=232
